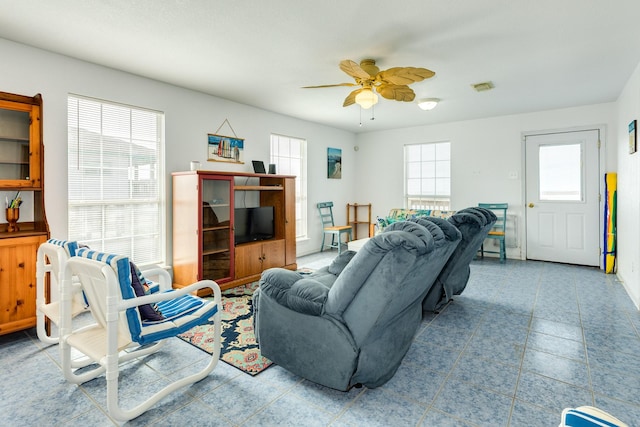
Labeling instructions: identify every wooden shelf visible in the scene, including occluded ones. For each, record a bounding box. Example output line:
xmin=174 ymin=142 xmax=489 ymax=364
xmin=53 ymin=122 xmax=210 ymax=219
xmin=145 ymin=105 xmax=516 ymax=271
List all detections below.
xmin=0 ymin=229 xmax=49 ymax=239
xmin=203 ymin=248 xmax=230 ymax=256
xmin=0 ymin=136 xmax=29 ymax=143
xmin=347 ymin=203 xmax=373 ymax=240
xmin=203 ymin=225 xmax=230 ymax=232
xmin=235 ymin=185 xmax=283 ymax=191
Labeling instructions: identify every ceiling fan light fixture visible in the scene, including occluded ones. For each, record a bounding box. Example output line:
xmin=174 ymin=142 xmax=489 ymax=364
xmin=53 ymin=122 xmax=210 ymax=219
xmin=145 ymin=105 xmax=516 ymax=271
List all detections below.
xmin=417 ymin=98 xmax=439 ymax=110
xmin=355 ymin=89 xmax=379 ymax=109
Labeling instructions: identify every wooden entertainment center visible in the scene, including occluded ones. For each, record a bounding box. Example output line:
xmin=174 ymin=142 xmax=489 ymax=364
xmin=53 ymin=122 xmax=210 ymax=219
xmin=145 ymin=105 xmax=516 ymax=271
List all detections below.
xmin=172 ymin=170 xmax=296 ymax=295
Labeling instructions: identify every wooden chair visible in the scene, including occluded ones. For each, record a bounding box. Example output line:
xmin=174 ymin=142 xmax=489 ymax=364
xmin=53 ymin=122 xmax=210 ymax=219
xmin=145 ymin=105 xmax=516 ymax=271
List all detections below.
xmin=478 ymin=203 xmax=508 ymax=263
xmin=59 ymin=248 xmax=222 ymax=422
xmin=317 ymin=202 xmax=352 ymax=255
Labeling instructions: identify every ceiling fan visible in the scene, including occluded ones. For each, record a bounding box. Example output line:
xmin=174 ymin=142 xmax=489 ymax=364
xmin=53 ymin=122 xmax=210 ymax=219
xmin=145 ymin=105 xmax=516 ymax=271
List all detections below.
xmin=303 ymin=59 xmax=435 ymax=109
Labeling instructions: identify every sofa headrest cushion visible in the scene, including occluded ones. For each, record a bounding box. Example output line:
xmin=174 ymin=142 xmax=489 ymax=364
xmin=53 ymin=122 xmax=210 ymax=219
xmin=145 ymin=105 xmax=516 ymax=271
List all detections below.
xmin=383 ymin=220 xmax=436 ymax=251
xmin=409 ymin=217 xmax=461 ymax=243
xmin=448 ymin=211 xmax=484 ymax=229
xmin=372 ymin=226 xmax=433 ymax=255
xmin=328 ymin=250 xmax=357 ymax=275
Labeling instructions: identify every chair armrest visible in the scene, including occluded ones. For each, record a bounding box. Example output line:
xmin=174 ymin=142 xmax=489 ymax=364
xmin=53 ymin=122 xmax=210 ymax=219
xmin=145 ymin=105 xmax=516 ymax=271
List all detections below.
xmin=118 ymin=279 xmax=220 ymax=311
xmin=260 ymin=268 xmax=329 ymax=316
xmin=139 ymin=266 xmax=173 ymax=292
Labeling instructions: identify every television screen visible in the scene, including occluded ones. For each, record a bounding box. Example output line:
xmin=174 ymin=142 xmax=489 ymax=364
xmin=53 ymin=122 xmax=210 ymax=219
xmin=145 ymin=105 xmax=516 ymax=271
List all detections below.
xmin=234 ymin=206 xmax=274 ymax=244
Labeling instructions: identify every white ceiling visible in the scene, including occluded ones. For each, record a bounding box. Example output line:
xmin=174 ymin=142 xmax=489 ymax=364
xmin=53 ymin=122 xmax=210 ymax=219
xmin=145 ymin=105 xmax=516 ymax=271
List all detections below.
xmin=2 ymin=0 xmax=640 ymax=133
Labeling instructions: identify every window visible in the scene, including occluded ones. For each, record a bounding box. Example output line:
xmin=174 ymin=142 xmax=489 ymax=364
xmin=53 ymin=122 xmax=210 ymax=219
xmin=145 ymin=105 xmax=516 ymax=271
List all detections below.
xmin=404 ymin=142 xmax=451 ymax=210
xmin=538 ymin=143 xmax=582 ymax=201
xmin=67 ymin=95 xmax=165 ymax=265
xmin=270 ymin=134 xmax=307 ymax=239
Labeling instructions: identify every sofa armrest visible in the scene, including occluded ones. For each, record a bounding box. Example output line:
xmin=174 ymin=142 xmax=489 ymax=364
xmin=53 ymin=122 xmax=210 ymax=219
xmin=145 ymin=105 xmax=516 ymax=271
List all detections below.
xmin=260 ymin=268 xmax=329 ymax=316
xmin=288 ymin=279 xmax=330 ymax=315
xmin=259 ymin=268 xmax=302 ymax=295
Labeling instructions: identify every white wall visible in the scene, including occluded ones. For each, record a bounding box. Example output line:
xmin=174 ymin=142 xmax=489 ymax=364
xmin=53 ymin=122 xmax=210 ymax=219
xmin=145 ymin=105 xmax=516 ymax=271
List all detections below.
xmin=3 ymin=36 xmax=638 ymax=301
xmin=355 ymin=103 xmax=617 ymax=260
xmin=615 ymin=61 xmax=640 ymax=308
xmin=0 ymin=38 xmax=357 ymax=260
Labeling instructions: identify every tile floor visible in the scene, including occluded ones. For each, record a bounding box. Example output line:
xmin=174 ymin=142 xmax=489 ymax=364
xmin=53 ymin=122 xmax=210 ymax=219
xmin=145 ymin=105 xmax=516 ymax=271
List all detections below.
xmin=1 ymin=253 xmax=640 ymax=426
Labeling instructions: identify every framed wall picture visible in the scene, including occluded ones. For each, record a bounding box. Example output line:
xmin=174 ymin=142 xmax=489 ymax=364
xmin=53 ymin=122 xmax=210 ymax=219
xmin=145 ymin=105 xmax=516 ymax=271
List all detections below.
xmin=208 ymin=134 xmax=244 ymax=164
xmin=327 ymin=147 xmax=342 ymax=179
xmin=629 ymin=120 xmax=637 ymax=154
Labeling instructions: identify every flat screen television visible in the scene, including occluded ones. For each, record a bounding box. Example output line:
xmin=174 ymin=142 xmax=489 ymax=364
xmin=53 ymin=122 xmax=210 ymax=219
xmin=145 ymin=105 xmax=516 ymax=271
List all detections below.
xmin=234 ymin=206 xmax=275 ymax=245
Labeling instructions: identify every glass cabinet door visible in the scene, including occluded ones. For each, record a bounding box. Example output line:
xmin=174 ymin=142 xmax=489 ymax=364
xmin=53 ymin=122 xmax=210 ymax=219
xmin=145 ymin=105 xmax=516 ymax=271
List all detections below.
xmin=0 ymin=97 xmax=41 ymax=187
xmin=200 ymin=177 xmax=232 ymax=282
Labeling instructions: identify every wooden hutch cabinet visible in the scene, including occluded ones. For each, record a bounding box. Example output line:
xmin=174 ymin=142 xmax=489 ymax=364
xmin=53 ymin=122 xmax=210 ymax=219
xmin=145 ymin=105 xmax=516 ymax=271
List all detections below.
xmin=0 ymin=91 xmax=49 ymax=335
xmin=172 ymin=170 xmax=296 ymax=295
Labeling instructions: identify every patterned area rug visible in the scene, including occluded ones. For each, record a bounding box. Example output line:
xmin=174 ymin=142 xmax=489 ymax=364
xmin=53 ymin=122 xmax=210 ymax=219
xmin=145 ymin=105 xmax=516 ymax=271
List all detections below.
xmin=177 ymin=282 xmax=273 ymax=375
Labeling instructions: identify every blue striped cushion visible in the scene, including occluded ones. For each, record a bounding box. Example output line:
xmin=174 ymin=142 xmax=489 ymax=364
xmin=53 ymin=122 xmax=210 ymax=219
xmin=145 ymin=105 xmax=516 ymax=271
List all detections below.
xmin=47 ymin=238 xmax=79 ymax=257
xmin=76 ymin=248 xmax=133 ymax=296
xmin=136 ymin=293 xmax=218 ymax=345
xmin=76 ymin=248 xmax=140 ymax=339
xmin=75 ymin=248 xmax=217 ymax=345
xmin=48 ymin=239 xmax=88 ymax=306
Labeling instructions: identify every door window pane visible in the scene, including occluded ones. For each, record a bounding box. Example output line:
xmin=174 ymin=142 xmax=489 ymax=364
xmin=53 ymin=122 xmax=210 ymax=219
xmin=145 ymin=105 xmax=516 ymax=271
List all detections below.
xmin=539 ymin=144 xmax=582 ymax=201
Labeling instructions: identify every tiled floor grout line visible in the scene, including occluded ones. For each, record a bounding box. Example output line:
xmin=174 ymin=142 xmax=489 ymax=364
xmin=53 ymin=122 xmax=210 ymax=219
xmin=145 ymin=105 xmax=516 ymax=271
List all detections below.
xmin=415 ymin=295 xmax=496 ymax=427
xmin=574 ymin=268 xmax=598 ymax=407
xmin=507 ymin=261 xmax=544 ymax=426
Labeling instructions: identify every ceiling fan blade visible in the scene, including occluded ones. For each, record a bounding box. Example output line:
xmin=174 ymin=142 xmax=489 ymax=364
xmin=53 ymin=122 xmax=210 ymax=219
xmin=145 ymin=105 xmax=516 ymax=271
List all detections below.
xmin=339 ymin=60 xmax=371 ymax=80
xmin=377 ymin=67 xmax=436 ymax=85
xmin=343 ymin=88 xmax=364 ymax=107
xmin=302 ymin=83 xmax=357 ymax=88
xmin=376 ymin=84 xmax=416 ymax=102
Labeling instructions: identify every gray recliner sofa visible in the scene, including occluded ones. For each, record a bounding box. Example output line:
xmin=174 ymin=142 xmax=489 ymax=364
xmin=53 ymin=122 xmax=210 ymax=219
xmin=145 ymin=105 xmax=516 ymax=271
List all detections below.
xmin=419 ymin=208 xmax=497 ymax=312
xmin=252 ymin=220 xmax=459 ymax=391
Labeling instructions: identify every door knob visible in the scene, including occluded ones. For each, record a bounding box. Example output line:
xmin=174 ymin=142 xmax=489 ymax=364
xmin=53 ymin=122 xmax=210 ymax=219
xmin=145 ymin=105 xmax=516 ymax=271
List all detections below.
xmin=528 ymin=203 xmax=535 ymax=208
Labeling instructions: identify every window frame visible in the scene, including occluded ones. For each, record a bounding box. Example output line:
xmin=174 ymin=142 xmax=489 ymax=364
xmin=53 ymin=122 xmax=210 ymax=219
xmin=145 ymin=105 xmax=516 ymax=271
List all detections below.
xmin=404 ymin=141 xmax=451 ymax=210
xmin=270 ymin=133 xmax=307 ymax=240
xmin=67 ymin=94 xmax=165 ymax=266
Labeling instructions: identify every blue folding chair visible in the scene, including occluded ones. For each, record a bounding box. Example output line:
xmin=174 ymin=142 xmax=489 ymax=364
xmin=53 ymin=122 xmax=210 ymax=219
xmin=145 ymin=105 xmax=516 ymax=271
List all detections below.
xmin=478 ymin=203 xmax=508 ymax=263
xmin=317 ymin=201 xmax=352 ymax=255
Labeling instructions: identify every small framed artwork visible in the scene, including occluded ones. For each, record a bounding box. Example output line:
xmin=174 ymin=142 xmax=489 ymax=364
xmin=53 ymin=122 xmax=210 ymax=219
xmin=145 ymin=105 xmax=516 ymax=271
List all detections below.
xmin=327 ymin=147 xmax=342 ymax=179
xmin=208 ymin=134 xmax=244 ymax=164
xmin=629 ymin=120 xmax=637 ymax=154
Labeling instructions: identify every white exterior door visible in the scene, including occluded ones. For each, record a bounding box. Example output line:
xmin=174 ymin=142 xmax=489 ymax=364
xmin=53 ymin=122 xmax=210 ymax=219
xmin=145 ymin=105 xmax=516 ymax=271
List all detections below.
xmin=525 ymin=130 xmax=601 ymax=266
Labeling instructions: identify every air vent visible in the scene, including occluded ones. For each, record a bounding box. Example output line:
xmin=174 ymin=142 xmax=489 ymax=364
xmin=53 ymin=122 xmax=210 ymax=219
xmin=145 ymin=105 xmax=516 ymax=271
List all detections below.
xmin=472 ymin=81 xmax=494 ymax=92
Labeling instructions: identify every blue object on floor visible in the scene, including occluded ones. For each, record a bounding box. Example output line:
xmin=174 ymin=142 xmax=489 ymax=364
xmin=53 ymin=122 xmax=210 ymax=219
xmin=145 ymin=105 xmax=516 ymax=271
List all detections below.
xmin=560 ymin=406 xmax=627 ymax=427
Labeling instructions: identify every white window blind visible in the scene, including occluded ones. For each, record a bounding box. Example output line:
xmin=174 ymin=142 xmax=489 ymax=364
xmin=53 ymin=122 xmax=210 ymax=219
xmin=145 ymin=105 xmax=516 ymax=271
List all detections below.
xmin=404 ymin=142 xmax=451 ymax=210
xmin=270 ymin=134 xmax=307 ymax=239
xmin=67 ymin=95 xmax=165 ymax=265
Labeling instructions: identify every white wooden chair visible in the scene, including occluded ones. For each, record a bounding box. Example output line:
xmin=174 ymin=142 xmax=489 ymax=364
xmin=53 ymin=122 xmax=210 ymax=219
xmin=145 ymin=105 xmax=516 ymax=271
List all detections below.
xmin=59 ymin=248 xmax=221 ymax=422
xmin=36 ymin=239 xmax=87 ymax=345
